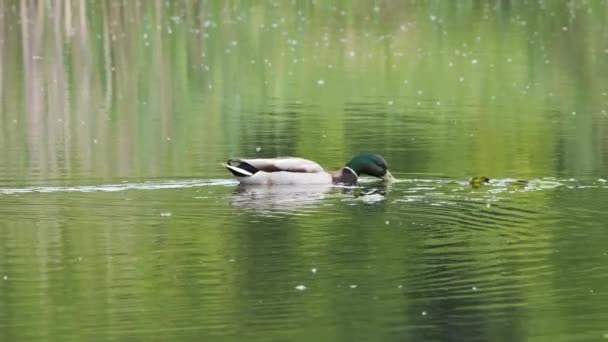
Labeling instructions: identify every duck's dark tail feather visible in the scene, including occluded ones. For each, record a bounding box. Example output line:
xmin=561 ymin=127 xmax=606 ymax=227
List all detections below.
xmin=224 ymin=159 xmax=258 ymax=177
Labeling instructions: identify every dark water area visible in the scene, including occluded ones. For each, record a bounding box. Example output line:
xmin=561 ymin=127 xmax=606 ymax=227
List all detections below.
xmin=1 ymin=1 xmax=608 ymax=341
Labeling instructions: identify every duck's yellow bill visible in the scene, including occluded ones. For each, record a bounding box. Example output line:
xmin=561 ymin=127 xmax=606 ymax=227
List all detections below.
xmin=382 ymin=170 xmax=396 ymax=182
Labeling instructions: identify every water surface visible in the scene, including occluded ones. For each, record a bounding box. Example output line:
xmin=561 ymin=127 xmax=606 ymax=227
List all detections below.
xmin=1 ymin=1 xmax=608 ymax=341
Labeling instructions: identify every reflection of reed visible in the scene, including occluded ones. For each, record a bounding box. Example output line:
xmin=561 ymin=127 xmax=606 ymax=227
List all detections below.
xmin=20 ymin=0 xmax=46 ymax=177
xmin=72 ymin=0 xmax=94 ymax=174
xmin=7 ymin=0 xmax=187 ymax=180
xmin=51 ymin=0 xmax=69 ymax=175
xmin=0 ymin=0 xmax=4 ymax=103
xmin=101 ymin=0 xmax=112 ymax=114
xmin=0 ymin=0 xmax=606 ymax=182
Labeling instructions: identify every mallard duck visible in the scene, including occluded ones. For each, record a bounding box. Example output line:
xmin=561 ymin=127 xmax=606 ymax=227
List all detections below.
xmin=224 ymin=153 xmax=394 ymax=185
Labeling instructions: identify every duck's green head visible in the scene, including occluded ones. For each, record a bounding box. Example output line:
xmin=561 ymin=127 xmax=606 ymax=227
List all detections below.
xmin=346 ymin=154 xmax=394 ymax=181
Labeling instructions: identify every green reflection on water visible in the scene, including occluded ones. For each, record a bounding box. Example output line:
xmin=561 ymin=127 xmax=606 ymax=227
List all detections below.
xmin=1 ymin=1 xmax=608 ymax=341
xmin=1 ymin=0 xmax=607 ymax=182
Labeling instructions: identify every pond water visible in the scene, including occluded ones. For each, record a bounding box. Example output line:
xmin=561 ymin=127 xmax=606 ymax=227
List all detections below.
xmin=1 ymin=1 xmax=608 ymax=341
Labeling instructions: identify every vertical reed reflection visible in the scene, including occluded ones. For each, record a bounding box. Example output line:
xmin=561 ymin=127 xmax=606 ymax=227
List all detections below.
xmin=0 ymin=1 xmax=606 ymax=182
xmin=0 ymin=0 xmax=4 ymax=104
xmin=20 ymin=0 xmax=46 ymax=178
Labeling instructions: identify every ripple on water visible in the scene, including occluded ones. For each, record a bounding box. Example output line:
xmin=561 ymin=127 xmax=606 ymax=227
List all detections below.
xmin=0 ymin=179 xmax=237 ymax=195
xmin=381 ymin=177 xmax=572 ymax=318
xmin=1 ymin=175 xmax=606 ymax=341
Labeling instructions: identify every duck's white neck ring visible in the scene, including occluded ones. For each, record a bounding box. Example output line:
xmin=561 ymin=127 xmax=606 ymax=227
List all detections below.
xmin=343 ymin=166 xmax=358 ymax=178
